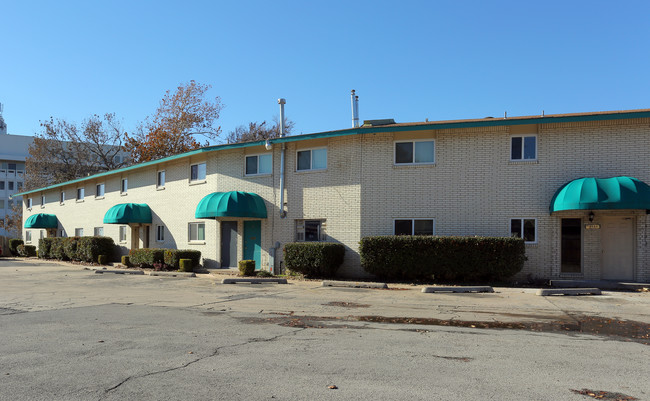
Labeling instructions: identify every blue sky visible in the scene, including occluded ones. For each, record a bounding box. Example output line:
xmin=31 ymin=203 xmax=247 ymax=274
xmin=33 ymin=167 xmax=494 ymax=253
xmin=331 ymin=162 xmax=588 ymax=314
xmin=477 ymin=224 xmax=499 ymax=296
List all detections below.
xmin=1 ymin=1 xmax=649 ymax=142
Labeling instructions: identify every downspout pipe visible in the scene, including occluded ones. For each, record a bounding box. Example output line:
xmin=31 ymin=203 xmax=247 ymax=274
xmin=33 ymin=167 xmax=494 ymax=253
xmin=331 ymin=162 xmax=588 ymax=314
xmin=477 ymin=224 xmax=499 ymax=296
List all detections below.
xmin=278 ymin=98 xmax=287 ymax=218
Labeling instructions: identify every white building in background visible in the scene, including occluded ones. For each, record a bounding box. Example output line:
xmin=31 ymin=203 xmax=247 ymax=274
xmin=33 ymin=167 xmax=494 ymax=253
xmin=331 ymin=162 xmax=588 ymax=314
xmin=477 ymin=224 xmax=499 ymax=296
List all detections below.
xmin=0 ymin=104 xmax=32 ymax=237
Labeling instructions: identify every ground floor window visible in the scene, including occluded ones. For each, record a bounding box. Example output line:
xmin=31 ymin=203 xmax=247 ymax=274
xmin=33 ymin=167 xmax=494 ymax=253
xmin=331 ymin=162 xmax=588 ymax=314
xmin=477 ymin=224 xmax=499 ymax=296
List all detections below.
xmin=561 ymin=218 xmax=582 ymax=273
xmin=296 ymin=219 xmax=324 ymax=241
xmin=94 ymin=227 xmax=103 ymax=236
xmin=119 ymin=226 xmax=127 ymax=243
xmin=75 ymin=228 xmax=84 ymax=237
xmin=156 ymin=225 xmax=165 ymax=242
xmin=394 ymin=219 xmax=434 ymax=236
xmin=510 ymin=218 xmax=536 ymax=243
xmin=26 ymin=231 xmax=32 ymax=242
xmin=189 ymin=222 xmax=205 ymax=242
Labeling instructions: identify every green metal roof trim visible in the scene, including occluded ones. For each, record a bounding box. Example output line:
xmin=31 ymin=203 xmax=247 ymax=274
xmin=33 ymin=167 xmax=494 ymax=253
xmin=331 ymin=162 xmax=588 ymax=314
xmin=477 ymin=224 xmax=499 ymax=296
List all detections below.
xmin=14 ymin=109 xmax=650 ymax=198
xmin=550 ymin=176 xmax=650 ymax=213
xmin=195 ymin=191 xmax=267 ymax=219
xmin=24 ymin=213 xmax=58 ymax=229
xmin=103 ymin=203 xmax=152 ymax=224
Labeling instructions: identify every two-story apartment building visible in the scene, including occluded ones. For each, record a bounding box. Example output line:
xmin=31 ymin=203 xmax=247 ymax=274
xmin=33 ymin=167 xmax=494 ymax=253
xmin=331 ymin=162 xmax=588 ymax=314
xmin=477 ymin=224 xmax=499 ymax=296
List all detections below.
xmin=15 ymin=108 xmax=650 ymax=282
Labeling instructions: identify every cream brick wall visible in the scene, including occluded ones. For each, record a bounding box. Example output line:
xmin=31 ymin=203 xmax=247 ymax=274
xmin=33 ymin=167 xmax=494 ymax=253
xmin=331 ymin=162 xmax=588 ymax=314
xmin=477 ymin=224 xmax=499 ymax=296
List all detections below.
xmin=21 ymin=116 xmax=650 ymax=281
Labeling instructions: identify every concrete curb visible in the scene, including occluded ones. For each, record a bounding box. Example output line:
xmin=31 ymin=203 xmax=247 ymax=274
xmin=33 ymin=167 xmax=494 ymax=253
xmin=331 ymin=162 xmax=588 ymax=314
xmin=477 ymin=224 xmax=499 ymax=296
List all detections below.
xmin=149 ymin=271 xmax=196 ymax=278
xmin=422 ymin=286 xmax=494 ymax=293
xmin=537 ymin=288 xmax=602 ymax=296
xmin=94 ymin=270 xmax=144 ymax=275
xmin=222 ymin=278 xmax=288 ymax=284
xmin=322 ymin=280 xmax=388 ymax=289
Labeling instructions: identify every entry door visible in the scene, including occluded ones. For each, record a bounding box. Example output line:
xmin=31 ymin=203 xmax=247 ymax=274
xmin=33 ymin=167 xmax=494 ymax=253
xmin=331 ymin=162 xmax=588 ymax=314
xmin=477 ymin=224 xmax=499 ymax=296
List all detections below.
xmin=220 ymin=221 xmax=238 ymax=268
xmin=243 ymin=220 xmax=261 ymax=270
xmin=602 ymin=217 xmax=634 ymax=280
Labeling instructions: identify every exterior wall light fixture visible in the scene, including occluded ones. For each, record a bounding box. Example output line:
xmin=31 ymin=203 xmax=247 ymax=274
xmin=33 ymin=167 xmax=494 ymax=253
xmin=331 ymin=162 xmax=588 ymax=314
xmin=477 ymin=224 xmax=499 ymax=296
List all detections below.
xmin=588 ymin=211 xmax=595 ymax=222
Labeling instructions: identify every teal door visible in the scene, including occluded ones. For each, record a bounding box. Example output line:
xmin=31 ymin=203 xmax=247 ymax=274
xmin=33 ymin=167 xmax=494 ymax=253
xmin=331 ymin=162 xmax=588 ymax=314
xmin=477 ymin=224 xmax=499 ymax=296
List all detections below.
xmin=243 ymin=220 xmax=262 ymax=270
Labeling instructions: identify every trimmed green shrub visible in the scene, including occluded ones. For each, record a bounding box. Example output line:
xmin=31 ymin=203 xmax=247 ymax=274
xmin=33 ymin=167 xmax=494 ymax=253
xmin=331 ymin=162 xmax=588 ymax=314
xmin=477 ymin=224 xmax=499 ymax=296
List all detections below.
xmin=238 ymin=260 xmax=255 ymax=276
xmin=128 ymin=248 xmax=165 ymax=268
xmin=9 ymin=239 xmax=24 ymax=256
xmin=63 ymin=237 xmax=82 ymax=261
xmin=38 ymin=238 xmax=55 ymax=259
xmin=179 ymin=259 xmax=193 ymax=272
xmin=98 ymin=255 xmax=108 ymax=265
xmin=256 ymin=270 xmax=273 ymax=277
xmin=121 ymin=255 xmax=131 ymax=267
xmin=77 ymin=237 xmax=115 ymax=264
xmin=18 ymin=245 xmax=37 ymax=257
xmin=164 ymin=249 xmax=201 ymax=270
xmin=284 ymin=242 xmax=345 ymax=278
xmin=50 ymin=238 xmax=68 ymax=260
xmin=359 ymin=236 xmax=526 ymax=282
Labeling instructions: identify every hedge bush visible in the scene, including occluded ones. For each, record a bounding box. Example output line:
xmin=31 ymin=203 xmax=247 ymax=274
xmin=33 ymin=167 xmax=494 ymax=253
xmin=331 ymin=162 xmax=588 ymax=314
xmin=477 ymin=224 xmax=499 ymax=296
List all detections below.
xmin=50 ymin=238 xmax=68 ymax=260
xmin=63 ymin=237 xmax=81 ymax=261
xmin=179 ymin=259 xmax=193 ymax=272
xmin=77 ymin=237 xmax=115 ymax=264
xmin=9 ymin=239 xmax=24 ymax=256
xmin=121 ymin=255 xmax=131 ymax=267
xmin=284 ymin=242 xmax=345 ymax=278
xmin=359 ymin=236 xmax=526 ymax=282
xmin=37 ymin=237 xmax=116 ymax=263
xmin=17 ymin=244 xmax=37 ymax=257
xmin=38 ymin=238 xmax=55 ymax=259
xmin=164 ymin=249 xmax=201 ymax=270
xmin=238 ymin=260 xmax=255 ymax=276
xmin=97 ymin=255 xmax=108 ymax=265
xmin=128 ymin=248 xmax=165 ymax=268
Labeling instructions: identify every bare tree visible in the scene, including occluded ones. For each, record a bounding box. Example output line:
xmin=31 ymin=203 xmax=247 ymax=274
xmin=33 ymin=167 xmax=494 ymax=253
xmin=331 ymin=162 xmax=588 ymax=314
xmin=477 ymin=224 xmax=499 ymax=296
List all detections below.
xmin=0 ymin=202 xmax=23 ymax=238
xmin=225 ymin=117 xmax=295 ymax=144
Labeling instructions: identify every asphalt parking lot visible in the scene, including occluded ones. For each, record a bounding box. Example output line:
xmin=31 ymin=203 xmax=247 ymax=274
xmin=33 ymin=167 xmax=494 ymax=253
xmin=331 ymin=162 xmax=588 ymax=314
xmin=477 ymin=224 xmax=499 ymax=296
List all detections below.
xmin=1 ymin=258 xmax=648 ymax=400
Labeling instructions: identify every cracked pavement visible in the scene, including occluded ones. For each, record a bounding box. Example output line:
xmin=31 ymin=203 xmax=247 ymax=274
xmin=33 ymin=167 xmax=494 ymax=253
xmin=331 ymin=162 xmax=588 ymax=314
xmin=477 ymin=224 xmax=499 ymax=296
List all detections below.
xmin=0 ymin=258 xmax=648 ymax=400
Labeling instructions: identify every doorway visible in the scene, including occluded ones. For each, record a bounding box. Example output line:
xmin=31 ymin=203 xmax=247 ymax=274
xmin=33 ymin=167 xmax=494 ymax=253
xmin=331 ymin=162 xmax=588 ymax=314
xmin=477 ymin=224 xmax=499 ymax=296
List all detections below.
xmin=220 ymin=221 xmax=238 ymax=268
xmin=243 ymin=220 xmax=261 ymax=270
xmin=561 ymin=218 xmax=582 ymax=273
xmin=602 ymin=217 xmax=634 ymax=280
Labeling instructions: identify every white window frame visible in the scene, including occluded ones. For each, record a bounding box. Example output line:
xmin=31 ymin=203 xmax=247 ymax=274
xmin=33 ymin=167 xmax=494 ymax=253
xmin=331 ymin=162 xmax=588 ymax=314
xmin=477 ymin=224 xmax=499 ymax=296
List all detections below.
xmin=156 ymin=225 xmax=165 ymax=242
xmin=245 ymin=153 xmax=273 ymax=176
xmin=75 ymin=228 xmax=84 ymax=237
xmin=394 ymin=139 xmax=435 ymax=165
xmin=510 ymin=218 xmax=537 ymax=244
xmin=295 ymin=219 xmax=325 ymax=242
xmin=190 ymin=162 xmax=207 ymax=183
xmin=26 ymin=230 xmax=32 ymax=243
xmin=296 ymin=147 xmax=327 ymax=172
xmin=96 ymin=183 xmax=105 ymax=198
xmin=60 ymin=191 xmax=66 ymax=204
xmin=393 ymin=218 xmax=435 ymax=235
xmin=157 ymin=170 xmax=166 ymax=189
xmin=94 ymin=227 xmax=104 ymax=236
xmin=510 ymin=135 xmax=537 ymax=161
xmin=77 ymin=187 xmax=85 ymax=201
xmin=40 ymin=194 xmax=45 ymax=208
xmin=188 ymin=222 xmax=206 ymax=242
xmin=120 ymin=178 xmax=128 ymax=195
xmin=119 ymin=226 xmax=127 ymax=243
xmin=27 ymin=198 xmax=33 ymax=210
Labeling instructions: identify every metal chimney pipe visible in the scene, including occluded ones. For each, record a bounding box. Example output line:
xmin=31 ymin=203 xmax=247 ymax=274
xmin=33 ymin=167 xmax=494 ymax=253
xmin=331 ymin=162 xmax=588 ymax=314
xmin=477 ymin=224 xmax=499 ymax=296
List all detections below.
xmin=354 ymin=95 xmax=359 ymax=128
xmin=278 ymin=98 xmax=287 ymax=218
xmin=351 ymin=90 xmax=359 ymax=128
xmin=278 ymin=98 xmax=286 ymax=137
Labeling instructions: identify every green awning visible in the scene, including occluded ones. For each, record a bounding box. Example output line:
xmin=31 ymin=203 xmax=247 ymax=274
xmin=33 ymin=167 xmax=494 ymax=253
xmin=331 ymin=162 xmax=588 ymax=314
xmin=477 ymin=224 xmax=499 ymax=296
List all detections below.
xmin=103 ymin=203 xmax=152 ymax=224
xmin=24 ymin=213 xmax=58 ymax=229
xmin=550 ymin=176 xmax=650 ymax=213
xmin=195 ymin=191 xmax=267 ymax=219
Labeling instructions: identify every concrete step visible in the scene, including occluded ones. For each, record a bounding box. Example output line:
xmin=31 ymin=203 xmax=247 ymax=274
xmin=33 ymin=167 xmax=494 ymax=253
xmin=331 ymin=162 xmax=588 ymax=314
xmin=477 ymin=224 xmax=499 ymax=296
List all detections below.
xmin=537 ymin=288 xmax=601 ymax=296
xmin=422 ymin=286 xmax=494 ymax=293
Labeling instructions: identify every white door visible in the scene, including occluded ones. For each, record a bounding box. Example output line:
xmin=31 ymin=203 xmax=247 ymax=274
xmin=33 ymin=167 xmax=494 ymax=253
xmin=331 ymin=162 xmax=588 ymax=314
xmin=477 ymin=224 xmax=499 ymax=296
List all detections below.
xmin=601 ymin=217 xmax=634 ymax=280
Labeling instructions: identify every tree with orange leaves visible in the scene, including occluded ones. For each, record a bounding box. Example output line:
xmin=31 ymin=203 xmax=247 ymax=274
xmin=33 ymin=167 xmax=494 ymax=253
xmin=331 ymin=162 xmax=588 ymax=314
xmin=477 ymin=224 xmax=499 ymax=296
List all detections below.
xmin=125 ymin=80 xmax=223 ymax=163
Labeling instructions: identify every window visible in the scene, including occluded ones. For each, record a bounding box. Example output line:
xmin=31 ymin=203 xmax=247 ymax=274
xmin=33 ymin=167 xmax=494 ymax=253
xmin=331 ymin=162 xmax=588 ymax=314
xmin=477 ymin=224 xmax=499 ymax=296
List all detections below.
xmin=94 ymin=227 xmax=104 ymax=236
xmin=60 ymin=229 xmax=66 ymax=237
xmin=395 ymin=140 xmax=435 ymax=165
xmin=394 ymin=219 xmax=434 ymax=235
xmin=189 ymin=222 xmax=205 ymax=242
xmin=77 ymin=188 xmax=85 ymax=200
xmin=245 ymin=154 xmax=272 ymax=176
xmin=511 ymin=136 xmax=536 ymax=161
xmin=510 ymin=218 xmax=536 ymax=243
xmin=119 ymin=226 xmax=127 ymax=242
xmin=157 ymin=170 xmax=165 ymax=188
xmin=41 ymin=195 xmax=45 ymax=207
xmin=0 ymin=181 xmax=4 ymax=190
xmin=0 ymin=200 xmax=4 ymax=209
xmin=60 ymin=191 xmax=65 ymax=204
xmin=17 ymin=182 xmax=23 ymax=191
xmin=26 ymin=231 xmax=32 ymax=242
xmin=297 ymin=148 xmax=327 ymax=171
xmin=190 ymin=163 xmax=206 ymax=182
xmin=156 ymin=225 xmax=165 ymax=242
xmin=40 ymin=230 xmax=44 ymax=240
xmin=75 ymin=228 xmax=84 ymax=236
xmin=114 ymin=155 xmax=122 ymax=164
xmin=96 ymin=183 xmax=105 ymax=198
xmin=8 ymin=163 xmax=16 ymax=171
xmin=27 ymin=198 xmax=33 ymax=209
xmin=8 ymin=181 xmax=14 ymax=191
xmin=295 ymin=219 xmax=324 ymax=241
xmin=121 ymin=178 xmax=128 ymax=194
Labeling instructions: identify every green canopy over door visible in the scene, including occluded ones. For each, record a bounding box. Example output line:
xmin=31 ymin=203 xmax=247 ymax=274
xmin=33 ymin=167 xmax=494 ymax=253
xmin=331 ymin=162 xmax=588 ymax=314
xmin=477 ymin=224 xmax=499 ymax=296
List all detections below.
xmin=550 ymin=176 xmax=650 ymax=213
xmin=195 ymin=191 xmax=267 ymax=219
xmin=24 ymin=213 xmax=58 ymax=229
xmin=103 ymin=203 xmax=152 ymax=224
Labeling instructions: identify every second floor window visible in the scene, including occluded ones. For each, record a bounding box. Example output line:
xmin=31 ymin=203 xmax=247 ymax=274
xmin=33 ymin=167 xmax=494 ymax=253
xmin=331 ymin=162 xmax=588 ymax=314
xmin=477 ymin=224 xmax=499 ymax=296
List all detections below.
xmin=157 ymin=171 xmax=166 ymax=187
xmin=245 ymin=154 xmax=272 ymax=176
xmin=96 ymin=183 xmax=105 ymax=197
xmin=27 ymin=198 xmax=33 ymax=209
xmin=297 ymin=148 xmax=327 ymax=171
xmin=121 ymin=178 xmax=128 ymax=194
xmin=77 ymin=188 xmax=85 ymax=200
xmin=190 ymin=163 xmax=206 ymax=181
xmin=60 ymin=191 xmax=65 ymax=204
xmin=511 ymin=136 xmax=536 ymax=161
xmin=395 ymin=140 xmax=435 ymax=165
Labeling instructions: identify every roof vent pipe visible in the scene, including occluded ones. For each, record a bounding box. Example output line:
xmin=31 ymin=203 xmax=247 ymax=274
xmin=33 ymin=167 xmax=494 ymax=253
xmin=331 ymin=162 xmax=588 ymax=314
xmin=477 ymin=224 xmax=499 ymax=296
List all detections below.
xmin=351 ymin=90 xmax=359 ymax=128
xmin=278 ymin=98 xmax=287 ymax=218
